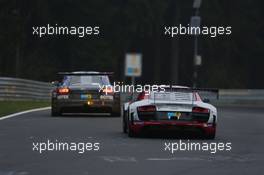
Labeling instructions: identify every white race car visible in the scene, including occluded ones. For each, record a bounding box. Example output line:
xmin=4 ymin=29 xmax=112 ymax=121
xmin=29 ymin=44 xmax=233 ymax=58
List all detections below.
xmin=122 ymin=86 xmax=217 ymax=139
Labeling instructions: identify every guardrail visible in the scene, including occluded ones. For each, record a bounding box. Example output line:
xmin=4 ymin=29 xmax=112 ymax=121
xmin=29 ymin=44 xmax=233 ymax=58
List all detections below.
xmin=0 ymin=77 xmax=264 ymax=106
xmin=220 ymin=89 xmax=264 ymax=100
xmin=0 ymin=77 xmax=52 ymax=101
xmin=214 ymin=89 xmax=264 ymax=106
xmin=120 ymin=89 xmax=264 ymax=106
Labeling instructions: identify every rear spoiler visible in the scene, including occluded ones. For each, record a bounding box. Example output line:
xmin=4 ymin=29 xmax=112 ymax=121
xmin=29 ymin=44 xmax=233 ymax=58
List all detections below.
xmin=164 ymin=86 xmax=219 ymax=100
xmin=58 ymin=72 xmax=114 ymax=76
xmin=191 ymin=88 xmax=219 ymax=100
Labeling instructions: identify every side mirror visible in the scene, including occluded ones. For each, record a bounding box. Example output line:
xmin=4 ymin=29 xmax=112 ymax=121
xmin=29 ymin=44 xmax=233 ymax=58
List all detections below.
xmin=125 ymin=92 xmax=134 ymax=102
xmin=127 ymin=95 xmax=132 ymax=101
xmin=203 ymin=98 xmax=210 ymax=103
xmin=51 ymin=81 xmax=60 ymax=87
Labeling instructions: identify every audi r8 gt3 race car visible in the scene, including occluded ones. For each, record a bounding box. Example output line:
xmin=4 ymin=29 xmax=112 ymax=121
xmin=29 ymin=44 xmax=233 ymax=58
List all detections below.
xmin=122 ymin=86 xmax=218 ymax=139
xmin=51 ymin=71 xmax=120 ymax=116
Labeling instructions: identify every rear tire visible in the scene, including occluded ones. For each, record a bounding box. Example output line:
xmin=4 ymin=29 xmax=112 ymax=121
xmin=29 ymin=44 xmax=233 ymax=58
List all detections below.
xmin=122 ymin=110 xmax=127 ymax=133
xmin=112 ymin=97 xmax=121 ymax=117
xmin=51 ymin=107 xmax=61 ymax=117
xmin=111 ymin=111 xmax=121 ymax=117
xmin=128 ymin=122 xmax=137 ymax=137
xmin=51 ymin=98 xmax=61 ymax=117
xmin=128 ymin=128 xmax=135 ymax=137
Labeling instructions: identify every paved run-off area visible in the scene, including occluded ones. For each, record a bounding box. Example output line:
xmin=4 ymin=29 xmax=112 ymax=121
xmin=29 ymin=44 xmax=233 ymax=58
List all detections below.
xmin=0 ymin=106 xmax=263 ymax=175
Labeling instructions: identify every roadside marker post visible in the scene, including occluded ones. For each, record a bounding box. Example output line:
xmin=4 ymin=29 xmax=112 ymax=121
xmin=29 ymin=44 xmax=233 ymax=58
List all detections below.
xmin=125 ymin=53 xmax=142 ymax=85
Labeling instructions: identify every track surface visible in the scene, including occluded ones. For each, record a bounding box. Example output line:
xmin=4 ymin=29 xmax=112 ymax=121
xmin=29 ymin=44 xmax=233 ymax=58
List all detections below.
xmin=0 ymin=107 xmax=263 ymax=175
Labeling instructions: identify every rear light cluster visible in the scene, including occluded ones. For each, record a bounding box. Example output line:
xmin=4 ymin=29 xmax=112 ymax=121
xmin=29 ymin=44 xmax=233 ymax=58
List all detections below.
xmin=57 ymin=87 xmax=70 ymax=95
xmin=137 ymin=105 xmax=156 ymax=112
xmin=192 ymin=107 xmax=210 ymax=113
xmin=102 ymin=87 xmax=114 ymax=95
xmin=137 ymin=91 xmax=149 ymax=101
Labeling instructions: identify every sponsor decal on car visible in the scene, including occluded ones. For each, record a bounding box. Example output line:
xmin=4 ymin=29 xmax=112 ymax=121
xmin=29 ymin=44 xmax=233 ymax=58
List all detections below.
xmin=100 ymin=95 xmax=114 ymax=100
xmin=57 ymin=95 xmax=69 ymax=99
xmin=167 ymin=112 xmax=181 ymax=120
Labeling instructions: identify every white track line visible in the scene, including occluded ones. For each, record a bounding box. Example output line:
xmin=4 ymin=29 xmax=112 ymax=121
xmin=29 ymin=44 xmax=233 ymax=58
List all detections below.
xmin=0 ymin=107 xmax=51 ymax=121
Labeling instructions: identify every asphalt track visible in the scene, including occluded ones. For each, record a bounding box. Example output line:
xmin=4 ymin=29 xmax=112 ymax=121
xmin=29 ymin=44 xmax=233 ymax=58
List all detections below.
xmin=0 ymin=106 xmax=263 ymax=175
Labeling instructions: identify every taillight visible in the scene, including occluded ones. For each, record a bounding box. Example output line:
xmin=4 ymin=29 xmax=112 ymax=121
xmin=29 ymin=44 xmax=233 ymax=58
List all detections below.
xmin=137 ymin=91 xmax=149 ymax=101
xmin=137 ymin=105 xmax=156 ymax=112
xmin=192 ymin=107 xmax=209 ymax=113
xmin=102 ymin=87 xmax=114 ymax=95
xmin=57 ymin=87 xmax=70 ymax=95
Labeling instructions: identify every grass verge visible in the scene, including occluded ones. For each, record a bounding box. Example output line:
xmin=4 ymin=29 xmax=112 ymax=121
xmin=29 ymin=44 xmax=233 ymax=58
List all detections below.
xmin=0 ymin=101 xmax=50 ymax=117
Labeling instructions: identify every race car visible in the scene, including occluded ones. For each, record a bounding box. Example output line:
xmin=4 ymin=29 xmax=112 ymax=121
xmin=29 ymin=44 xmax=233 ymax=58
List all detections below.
xmin=51 ymin=71 xmax=120 ymax=116
xmin=122 ymin=86 xmax=217 ymax=139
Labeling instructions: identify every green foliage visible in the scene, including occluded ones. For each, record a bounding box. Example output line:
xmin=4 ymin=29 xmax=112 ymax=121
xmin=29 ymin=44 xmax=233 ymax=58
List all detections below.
xmin=0 ymin=101 xmax=50 ymax=117
xmin=0 ymin=0 xmax=263 ymax=88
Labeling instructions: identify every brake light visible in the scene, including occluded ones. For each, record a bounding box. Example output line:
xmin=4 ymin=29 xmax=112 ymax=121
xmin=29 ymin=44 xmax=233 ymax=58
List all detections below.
xmin=57 ymin=87 xmax=70 ymax=95
xmin=192 ymin=107 xmax=209 ymax=113
xmin=137 ymin=91 xmax=149 ymax=101
xmin=137 ymin=105 xmax=156 ymax=112
xmin=102 ymin=87 xmax=114 ymax=95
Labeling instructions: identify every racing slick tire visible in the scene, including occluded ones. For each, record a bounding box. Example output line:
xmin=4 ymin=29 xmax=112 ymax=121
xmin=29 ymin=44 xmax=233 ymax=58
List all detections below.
xmin=122 ymin=109 xmax=128 ymax=133
xmin=128 ymin=122 xmax=137 ymax=137
xmin=111 ymin=97 xmax=121 ymax=117
xmin=111 ymin=105 xmax=121 ymax=117
xmin=51 ymin=106 xmax=61 ymax=117
xmin=111 ymin=111 xmax=121 ymax=117
xmin=128 ymin=127 xmax=136 ymax=137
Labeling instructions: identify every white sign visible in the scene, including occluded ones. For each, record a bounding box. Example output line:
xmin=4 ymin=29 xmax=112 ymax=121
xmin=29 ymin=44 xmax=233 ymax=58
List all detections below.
xmin=190 ymin=16 xmax=201 ymax=28
xmin=125 ymin=53 xmax=142 ymax=77
xmin=190 ymin=16 xmax=201 ymax=36
xmin=193 ymin=0 xmax=202 ymax=8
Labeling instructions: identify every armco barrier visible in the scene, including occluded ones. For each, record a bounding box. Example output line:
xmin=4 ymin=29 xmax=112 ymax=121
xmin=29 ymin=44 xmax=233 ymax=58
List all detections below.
xmin=215 ymin=89 xmax=264 ymax=106
xmin=0 ymin=77 xmax=52 ymax=101
xmin=220 ymin=89 xmax=264 ymax=101
xmin=120 ymin=90 xmax=264 ymax=107
xmin=0 ymin=77 xmax=264 ymax=106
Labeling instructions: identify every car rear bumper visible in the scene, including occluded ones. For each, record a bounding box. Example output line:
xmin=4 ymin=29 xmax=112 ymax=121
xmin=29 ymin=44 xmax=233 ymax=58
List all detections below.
xmin=129 ymin=121 xmax=216 ymax=135
xmin=54 ymin=99 xmax=119 ymax=113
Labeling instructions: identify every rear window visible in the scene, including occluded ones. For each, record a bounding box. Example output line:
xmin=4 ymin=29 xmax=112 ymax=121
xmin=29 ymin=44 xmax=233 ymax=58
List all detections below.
xmin=62 ymin=75 xmax=110 ymax=86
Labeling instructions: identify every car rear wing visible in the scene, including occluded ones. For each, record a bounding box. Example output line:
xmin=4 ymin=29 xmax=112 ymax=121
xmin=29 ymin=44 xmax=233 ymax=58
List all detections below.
xmin=192 ymin=88 xmax=219 ymax=100
xmin=162 ymin=86 xmax=219 ymax=99
xmin=152 ymin=86 xmax=219 ymax=104
xmin=57 ymin=72 xmax=114 ymax=76
xmin=51 ymin=72 xmax=114 ymax=87
xmin=153 ymin=91 xmax=194 ymax=103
